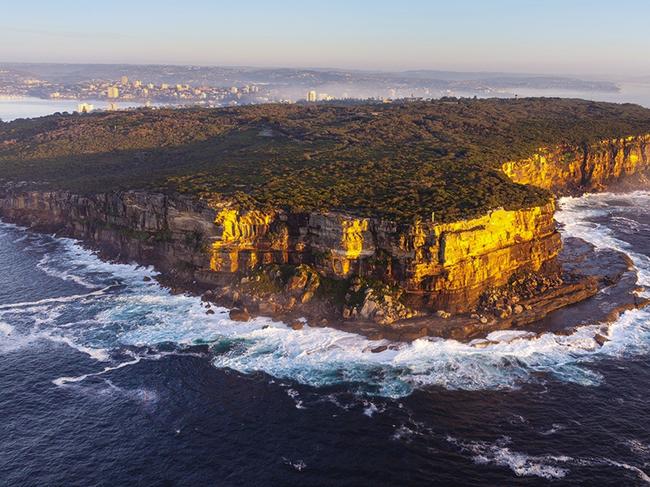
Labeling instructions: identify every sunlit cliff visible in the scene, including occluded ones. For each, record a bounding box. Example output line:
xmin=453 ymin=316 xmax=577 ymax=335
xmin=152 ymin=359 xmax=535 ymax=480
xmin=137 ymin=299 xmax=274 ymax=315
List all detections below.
xmin=1 ymin=132 xmax=649 ymax=320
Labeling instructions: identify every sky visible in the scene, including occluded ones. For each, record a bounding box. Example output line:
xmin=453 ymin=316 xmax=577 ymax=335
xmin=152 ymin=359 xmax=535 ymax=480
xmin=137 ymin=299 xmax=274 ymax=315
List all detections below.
xmin=1 ymin=0 xmax=649 ymax=77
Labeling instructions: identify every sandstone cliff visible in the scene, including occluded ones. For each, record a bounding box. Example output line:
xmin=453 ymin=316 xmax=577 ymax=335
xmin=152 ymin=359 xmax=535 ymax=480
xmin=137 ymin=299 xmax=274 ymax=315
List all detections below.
xmin=0 ymin=190 xmax=560 ymax=315
xmin=1 ymin=133 xmax=648 ymax=325
xmin=502 ymin=134 xmax=650 ymax=193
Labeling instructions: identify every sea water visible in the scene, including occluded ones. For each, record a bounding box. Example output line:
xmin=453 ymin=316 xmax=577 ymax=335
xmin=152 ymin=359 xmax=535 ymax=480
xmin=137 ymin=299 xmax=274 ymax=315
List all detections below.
xmin=1 ymin=192 xmax=649 ymax=485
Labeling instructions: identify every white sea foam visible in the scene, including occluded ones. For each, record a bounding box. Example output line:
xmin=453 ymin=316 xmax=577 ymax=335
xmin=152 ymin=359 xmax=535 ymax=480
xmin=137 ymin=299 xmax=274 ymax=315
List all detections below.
xmin=0 ymin=326 xmax=39 ymax=354
xmin=45 ymin=334 xmax=110 ymax=361
xmin=603 ymin=459 xmax=650 ymax=483
xmin=0 ymin=286 xmax=112 ymax=310
xmin=485 ymin=330 xmax=536 ymax=342
xmin=556 ymin=191 xmax=650 ymax=293
xmin=56 ymin=238 xmax=158 ymax=282
xmin=626 ymin=439 xmax=650 ymax=456
xmin=282 ymin=457 xmax=307 ymax=472
xmin=53 ymin=354 xmax=143 ymax=386
xmin=97 ymin=380 xmax=160 ymax=407
xmin=447 ymin=435 xmax=568 ymax=479
xmin=362 ymin=400 xmax=386 ymax=417
xmin=446 ymin=435 xmax=650 ymax=482
xmin=36 ymin=253 xmax=96 ymax=288
xmin=539 ymin=423 xmax=565 ymax=436
xmin=0 ymin=320 xmax=14 ymax=336
xmin=2 ymin=191 xmax=650 ymax=397
xmin=0 ymin=319 xmax=111 ymax=359
xmin=285 ymin=388 xmax=306 ymax=409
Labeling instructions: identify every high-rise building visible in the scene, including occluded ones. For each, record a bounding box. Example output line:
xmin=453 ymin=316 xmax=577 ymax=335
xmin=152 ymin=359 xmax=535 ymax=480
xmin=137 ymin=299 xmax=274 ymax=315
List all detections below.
xmin=307 ymin=90 xmax=317 ymax=102
xmin=230 ymin=86 xmax=239 ymax=94
xmin=107 ymin=86 xmax=120 ymax=98
xmin=77 ymin=103 xmax=94 ymax=113
xmin=133 ymin=80 xmax=142 ymax=88
xmin=161 ymin=83 xmax=169 ymax=90
xmin=120 ymin=76 xmax=129 ymax=85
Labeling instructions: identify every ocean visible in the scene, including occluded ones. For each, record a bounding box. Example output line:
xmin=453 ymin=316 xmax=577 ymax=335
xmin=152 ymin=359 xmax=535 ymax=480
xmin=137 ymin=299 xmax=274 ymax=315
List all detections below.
xmin=0 ymin=192 xmax=649 ymax=486
xmin=1 ymin=82 xmax=649 ymax=123
xmin=0 ymin=97 xmax=149 ymax=122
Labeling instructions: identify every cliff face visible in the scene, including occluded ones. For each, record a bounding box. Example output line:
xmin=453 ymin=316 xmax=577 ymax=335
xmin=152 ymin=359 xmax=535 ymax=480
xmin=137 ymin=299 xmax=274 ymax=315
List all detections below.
xmin=502 ymin=134 xmax=650 ymax=193
xmin=204 ymin=203 xmax=561 ymax=312
xmin=0 ymin=190 xmax=225 ymax=285
xmin=8 ymin=134 xmax=645 ymax=317
xmin=0 ymin=190 xmax=560 ymax=313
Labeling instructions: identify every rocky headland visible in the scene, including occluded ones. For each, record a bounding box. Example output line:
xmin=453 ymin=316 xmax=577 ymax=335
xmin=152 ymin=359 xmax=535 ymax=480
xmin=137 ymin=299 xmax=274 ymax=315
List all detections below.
xmin=0 ymin=131 xmax=648 ymax=341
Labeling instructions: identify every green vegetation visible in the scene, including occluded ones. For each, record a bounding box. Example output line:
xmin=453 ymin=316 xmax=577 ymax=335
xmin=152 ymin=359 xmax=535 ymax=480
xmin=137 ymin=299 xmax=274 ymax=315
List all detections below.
xmin=2 ymin=98 xmax=650 ymax=222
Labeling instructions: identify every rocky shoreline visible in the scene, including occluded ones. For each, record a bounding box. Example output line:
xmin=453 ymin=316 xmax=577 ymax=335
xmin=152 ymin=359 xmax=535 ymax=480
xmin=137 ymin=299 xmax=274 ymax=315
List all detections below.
xmin=0 ymin=200 xmax=645 ymax=343
xmin=0 ymin=189 xmax=565 ymax=338
xmin=0 ymin=133 xmax=648 ymax=342
xmin=194 ymin=235 xmax=647 ymax=343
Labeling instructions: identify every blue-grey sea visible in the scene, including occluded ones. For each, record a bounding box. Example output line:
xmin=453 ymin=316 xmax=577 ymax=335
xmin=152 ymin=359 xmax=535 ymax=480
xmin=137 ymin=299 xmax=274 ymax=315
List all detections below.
xmin=1 ymin=191 xmax=650 ymax=486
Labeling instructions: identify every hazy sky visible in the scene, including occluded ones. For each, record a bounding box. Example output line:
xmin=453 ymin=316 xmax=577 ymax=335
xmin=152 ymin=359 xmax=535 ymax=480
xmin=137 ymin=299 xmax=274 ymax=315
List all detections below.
xmin=1 ymin=0 xmax=649 ymax=77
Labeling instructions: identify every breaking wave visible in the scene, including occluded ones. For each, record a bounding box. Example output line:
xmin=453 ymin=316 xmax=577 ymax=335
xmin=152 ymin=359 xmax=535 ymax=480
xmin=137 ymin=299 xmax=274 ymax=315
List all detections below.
xmin=556 ymin=191 xmax=650 ymax=290
xmin=0 ymin=192 xmax=649 ymax=398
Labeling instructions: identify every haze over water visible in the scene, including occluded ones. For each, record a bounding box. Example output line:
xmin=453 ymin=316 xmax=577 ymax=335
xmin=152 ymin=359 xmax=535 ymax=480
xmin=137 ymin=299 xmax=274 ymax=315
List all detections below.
xmin=2 ymin=81 xmax=649 ymax=122
xmin=0 ymin=97 xmax=150 ymax=121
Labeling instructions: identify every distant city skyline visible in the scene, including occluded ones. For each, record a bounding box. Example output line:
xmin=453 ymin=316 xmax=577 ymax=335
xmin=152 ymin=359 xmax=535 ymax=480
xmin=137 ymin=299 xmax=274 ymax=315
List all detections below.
xmin=1 ymin=0 xmax=649 ymax=78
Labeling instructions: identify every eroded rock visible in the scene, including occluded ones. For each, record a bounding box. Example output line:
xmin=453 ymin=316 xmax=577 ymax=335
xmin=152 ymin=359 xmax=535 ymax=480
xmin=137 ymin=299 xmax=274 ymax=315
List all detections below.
xmin=229 ymin=308 xmax=250 ymax=322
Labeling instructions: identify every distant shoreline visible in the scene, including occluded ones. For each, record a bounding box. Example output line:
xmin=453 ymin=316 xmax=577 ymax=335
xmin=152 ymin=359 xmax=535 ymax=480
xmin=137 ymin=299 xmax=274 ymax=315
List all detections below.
xmin=0 ymin=97 xmax=155 ymax=121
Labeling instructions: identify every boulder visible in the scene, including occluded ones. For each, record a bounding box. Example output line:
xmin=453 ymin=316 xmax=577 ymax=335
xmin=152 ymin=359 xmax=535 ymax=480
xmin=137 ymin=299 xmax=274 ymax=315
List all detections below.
xmin=594 ymin=333 xmax=609 ymax=346
xmin=290 ymin=320 xmax=304 ymax=331
xmin=286 ymin=265 xmax=320 ymax=294
xmin=286 ymin=273 xmax=308 ymax=292
xmin=229 ymin=308 xmax=250 ymax=322
xmin=258 ymin=302 xmax=278 ymax=315
xmin=359 ymin=300 xmax=378 ymax=320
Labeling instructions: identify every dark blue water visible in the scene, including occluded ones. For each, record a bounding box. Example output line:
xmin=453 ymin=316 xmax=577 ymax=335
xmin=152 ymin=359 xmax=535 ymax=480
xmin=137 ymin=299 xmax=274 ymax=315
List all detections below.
xmin=1 ymin=192 xmax=650 ymax=486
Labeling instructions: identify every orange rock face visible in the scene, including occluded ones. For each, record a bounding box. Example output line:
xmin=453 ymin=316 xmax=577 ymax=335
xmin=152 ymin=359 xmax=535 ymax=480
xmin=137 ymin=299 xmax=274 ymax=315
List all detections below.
xmin=502 ymin=134 xmax=650 ymax=193
xmin=204 ymin=202 xmax=561 ymax=313
xmin=3 ymin=134 xmax=648 ymax=315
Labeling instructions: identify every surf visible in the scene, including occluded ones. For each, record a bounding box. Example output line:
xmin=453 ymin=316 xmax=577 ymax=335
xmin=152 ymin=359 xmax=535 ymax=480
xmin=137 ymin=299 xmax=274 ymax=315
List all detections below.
xmin=0 ymin=191 xmax=649 ymax=398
